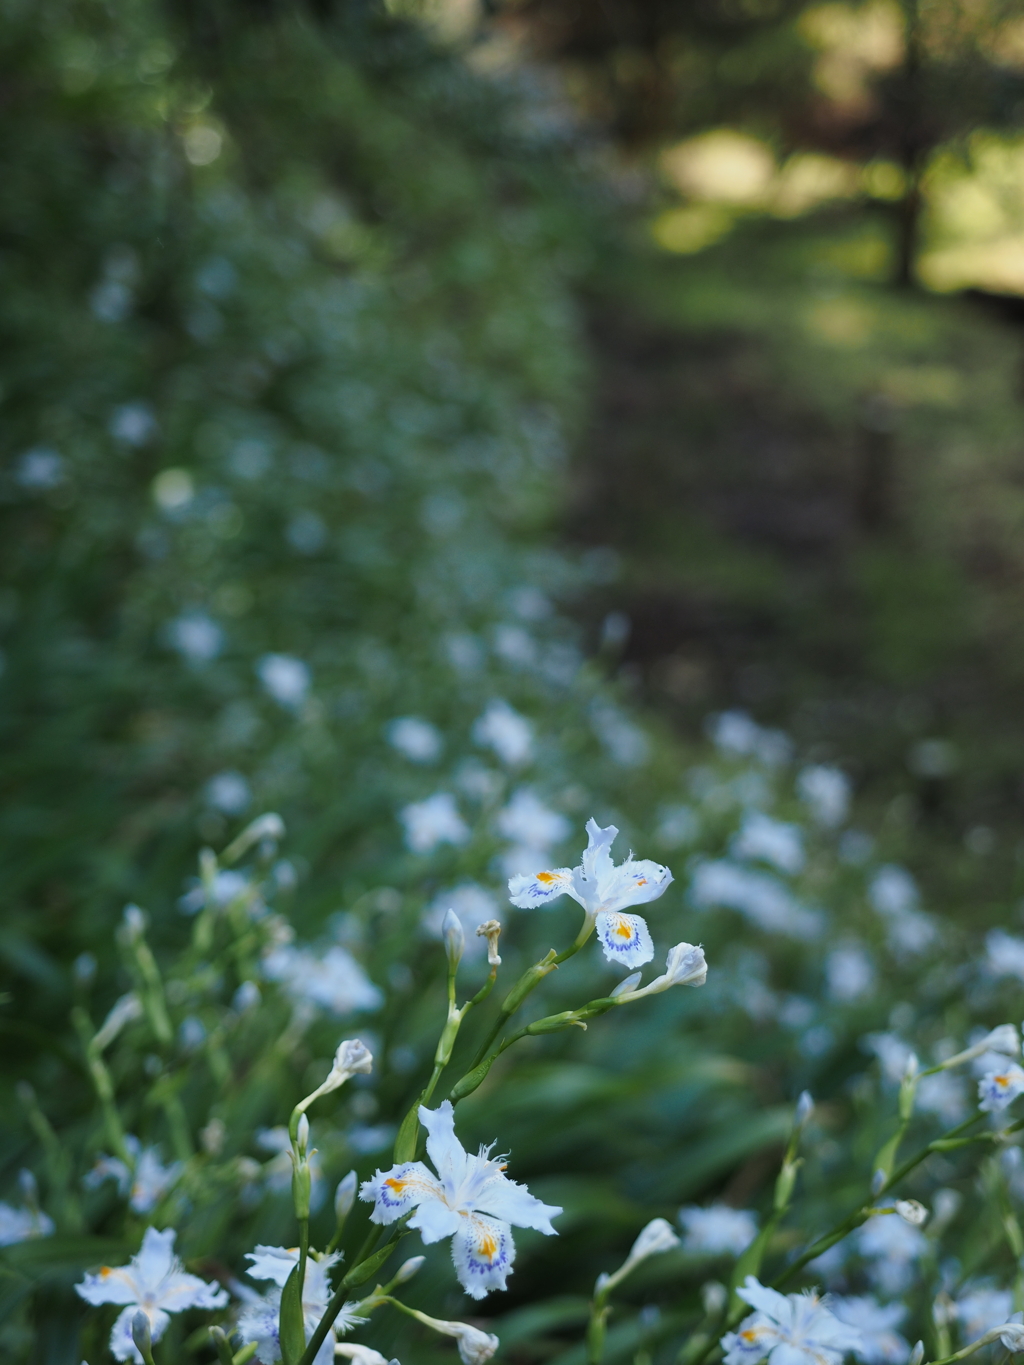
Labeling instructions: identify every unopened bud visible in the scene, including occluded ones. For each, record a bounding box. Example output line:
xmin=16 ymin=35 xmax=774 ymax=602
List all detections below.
xmin=296 ymin=1113 xmax=309 ymax=1155
xmin=701 ymin=1281 xmax=727 ymax=1315
xmin=871 ymin=1168 xmax=886 ymax=1195
xmin=909 ymin=1342 xmax=924 ymax=1365
xmin=394 ymin=1255 xmax=425 ymax=1284
xmin=896 ymin=1199 xmax=928 ymax=1226
xmin=131 ymin=1310 xmax=153 ymax=1361
xmin=122 ymin=904 xmax=147 ymax=939
xmin=1000 ymin=1323 xmax=1024 ymax=1353
xmin=442 ymin=909 xmax=465 ymax=970
xmin=795 ymin=1091 xmax=814 ymax=1129
xmin=335 ymin=1170 xmax=358 ymax=1221
xmin=476 ymin=919 xmax=502 ymax=966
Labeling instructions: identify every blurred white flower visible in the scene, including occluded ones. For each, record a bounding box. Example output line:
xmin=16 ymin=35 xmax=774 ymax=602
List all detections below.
xmin=830 ymin=1296 xmax=910 ymax=1365
xmin=177 ymin=869 xmax=253 ymax=916
xmin=862 ymin=1033 xmax=914 ymax=1085
xmin=826 ymin=945 xmax=875 ymax=1002
xmin=955 ymin=1288 xmax=1014 ymax=1343
xmin=257 ymin=653 xmax=310 ymax=708
xmin=494 ymin=623 xmax=537 ymax=668
xmin=689 ymin=861 xmax=821 ymax=938
xmin=15 ymin=447 xmax=65 ymax=490
xmin=721 ymin=1276 xmax=861 ymax=1365
xmin=868 ymin=866 xmax=918 ymax=916
xmin=509 ymin=818 xmax=671 ymax=969
xmin=590 ymin=701 xmax=649 ymax=767
xmin=679 ymin=1204 xmax=758 ymax=1256
xmin=83 ymin=1137 xmax=182 ymax=1214
xmin=656 ymin=804 xmax=700 ymax=848
xmin=915 ymin=1071 xmax=967 ymax=1124
xmin=708 ymin=712 xmax=792 ymax=767
xmin=335 ymin=1346 xmax=391 ymax=1365
xmin=167 ymin=611 xmax=223 ymax=664
xmin=76 ymin=1227 xmax=227 ymax=1364
xmin=731 ymin=812 xmax=805 ymax=875
xmin=387 ymin=716 xmax=443 ymax=764
xmin=496 ymin=788 xmax=570 ymax=849
xmin=423 ymin=884 xmax=499 ymax=959
xmin=399 ymin=792 xmax=470 ymax=854
xmin=978 ymin=1064 xmax=1024 ymax=1113
xmin=856 ymin=1207 xmax=928 ymax=1295
xmin=204 ymin=770 xmax=251 ymax=815
xmin=797 ymin=765 xmax=850 ymax=828
xmin=262 ymin=944 xmax=382 ymax=1015
xmin=360 ymin=1100 xmax=561 ymax=1299
xmin=0 ymin=1201 xmax=53 ymax=1246
xmin=985 ymin=930 xmax=1024 ymax=983
xmin=110 ymin=402 xmax=156 ymax=446
xmin=473 ymin=700 xmax=534 ymax=767
xmin=240 ymin=1245 xmax=363 ymax=1365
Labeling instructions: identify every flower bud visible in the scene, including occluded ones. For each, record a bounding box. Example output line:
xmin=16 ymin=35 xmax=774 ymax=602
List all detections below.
xmin=295 ymin=1113 xmax=309 ymax=1155
xmin=452 ymin=1324 xmax=499 ymax=1365
xmin=610 ymin=970 xmax=642 ymax=999
xmin=628 ymin=1217 xmax=680 ymax=1263
xmin=895 ymin=1199 xmax=928 ymax=1226
xmin=795 ymin=1091 xmax=814 ymax=1129
xmin=702 ymin=1281 xmax=727 ymax=1315
xmin=1000 ymin=1322 xmax=1024 ymax=1353
xmin=335 ymin=1170 xmax=358 ymax=1221
xmin=122 ymin=904 xmax=147 ymax=940
xmin=393 ymin=1255 xmax=425 ymax=1284
xmin=335 ymin=1346 xmax=390 ymax=1365
xmin=442 ymin=909 xmax=465 ymax=970
xmin=131 ymin=1310 xmax=153 ymax=1361
xmin=909 ymin=1342 xmax=924 ymax=1365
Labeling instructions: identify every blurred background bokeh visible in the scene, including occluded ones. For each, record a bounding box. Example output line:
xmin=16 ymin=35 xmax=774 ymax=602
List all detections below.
xmin=6 ymin=0 xmax=1024 ymax=1361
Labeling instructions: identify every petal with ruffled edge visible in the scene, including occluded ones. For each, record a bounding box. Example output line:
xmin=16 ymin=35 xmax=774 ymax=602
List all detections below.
xmin=452 ymin=1214 xmax=516 ymax=1299
xmin=472 ymin=1176 xmax=561 ymax=1235
xmin=595 ymin=912 xmax=654 ymax=968
xmin=158 ymin=1269 xmax=228 ymax=1312
xmin=360 ymin=1162 xmax=445 ymax=1224
xmin=409 ymin=1195 xmax=463 ymax=1244
xmin=507 ymin=868 xmax=579 ymax=910
xmin=110 ymin=1305 xmax=171 ymax=1364
xmin=245 ymin=1244 xmax=299 ymax=1287
xmin=419 ymin=1101 xmax=469 ymax=1192
xmin=600 ymin=859 xmax=674 ymax=914
xmin=737 ymin=1278 xmax=795 ymax=1328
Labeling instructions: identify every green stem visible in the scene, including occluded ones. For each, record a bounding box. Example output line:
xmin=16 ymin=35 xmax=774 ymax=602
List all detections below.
xmin=295 ymin=1227 xmax=408 ymax=1365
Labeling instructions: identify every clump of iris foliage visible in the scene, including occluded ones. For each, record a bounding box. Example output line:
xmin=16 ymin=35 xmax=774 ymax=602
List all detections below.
xmin=5 ymin=3 xmax=1024 ymax=1365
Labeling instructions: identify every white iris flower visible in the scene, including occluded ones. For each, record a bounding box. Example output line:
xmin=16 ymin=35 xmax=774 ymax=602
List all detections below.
xmin=507 ymin=818 xmax=672 ymax=969
xmin=721 ymin=1276 xmax=862 ymax=1365
xmin=978 ymin=1064 xmax=1024 ymax=1112
xmin=360 ymin=1100 xmax=561 ymax=1299
xmin=830 ymin=1295 xmax=911 ymax=1365
xmin=75 ymin=1226 xmax=227 ymax=1363
xmin=238 ymin=1245 xmax=365 ymax=1365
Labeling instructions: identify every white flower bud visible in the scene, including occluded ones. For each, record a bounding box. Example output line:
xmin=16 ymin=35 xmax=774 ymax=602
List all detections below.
xmin=909 ymin=1342 xmax=924 ymax=1365
xmin=702 ymin=1281 xmax=727 ymax=1315
xmin=795 ymin=1091 xmax=814 ymax=1129
xmin=895 ymin=1199 xmax=928 ymax=1226
xmin=903 ymin=1052 xmax=919 ymax=1079
xmin=295 ymin=1113 xmax=309 ymax=1155
xmin=628 ymin=1217 xmax=680 ymax=1263
xmin=595 ymin=1271 xmax=611 ymax=1294
xmin=442 ymin=909 xmax=465 ymax=969
xmin=393 ymin=1255 xmax=425 ymax=1284
xmin=665 ymin=942 xmax=707 ymax=988
xmin=131 ymin=1309 xmax=152 ymax=1357
xmin=1000 ymin=1322 xmax=1024 ymax=1353
xmin=332 ymin=1038 xmax=373 ymax=1081
xmin=335 ymin=1346 xmax=390 ymax=1365
xmin=122 ymin=904 xmax=147 ymax=939
xmin=610 ymin=971 xmax=642 ymax=998
xmin=335 ymin=1170 xmax=358 ymax=1221
xmin=986 ymin=1024 xmax=1021 ymax=1057
xmin=452 ymin=1324 xmax=500 ymax=1365
xmin=93 ymin=993 xmax=144 ymax=1052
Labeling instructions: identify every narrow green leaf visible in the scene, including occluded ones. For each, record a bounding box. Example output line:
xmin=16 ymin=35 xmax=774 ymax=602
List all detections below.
xmin=278 ymin=1262 xmax=306 ymax=1365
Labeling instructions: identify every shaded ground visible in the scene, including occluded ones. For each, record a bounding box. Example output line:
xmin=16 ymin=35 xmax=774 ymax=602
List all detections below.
xmin=568 ymin=210 xmax=1024 ymax=873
